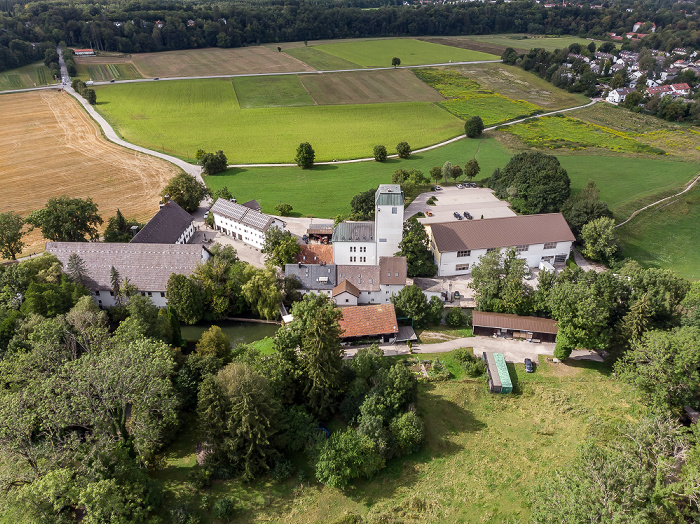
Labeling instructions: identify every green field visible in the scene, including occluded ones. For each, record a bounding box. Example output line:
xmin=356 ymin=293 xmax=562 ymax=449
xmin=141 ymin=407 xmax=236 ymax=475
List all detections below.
xmin=284 ymin=46 xmax=362 ymax=70
xmin=232 ymin=75 xmax=313 ymax=108
xmin=312 ymin=38 xmax=499 ymax=67
xmin=461 ymin=34 xmax=602 ymax=52
xmin=75 ymin=62 xmax=142 ymax=82
xmin=205 ymin=137 xmax=512 ymax=217
xmin=150 ymin=354 xmax=641 ymax=523
xmin=414 ymin=68 xmax=541 ymax=126
xmin=618 ymin=182 xmax=700 ymax=280
xmin=94 ymin=78 xmax=465 ymax=163
xmin=0 ymin=61 xmax=54 ymax=91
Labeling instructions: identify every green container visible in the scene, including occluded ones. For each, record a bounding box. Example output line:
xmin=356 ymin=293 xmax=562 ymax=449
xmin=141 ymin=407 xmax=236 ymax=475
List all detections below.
xmin=493 ymin=353 xmax=513 ymax=394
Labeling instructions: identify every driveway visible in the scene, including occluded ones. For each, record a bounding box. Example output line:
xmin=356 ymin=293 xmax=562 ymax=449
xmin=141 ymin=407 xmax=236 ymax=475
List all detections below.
xmin=405 ymin=186 xmax=516 ymax=223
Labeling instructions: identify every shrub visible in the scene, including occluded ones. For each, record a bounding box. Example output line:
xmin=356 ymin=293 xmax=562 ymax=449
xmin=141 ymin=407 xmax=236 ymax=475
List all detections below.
xmin=427 ymin=358 xmax=451 ymax=381
xmin=465 ymin=116 xmax=485 ymax=138
xmin=426 ymin=196 xmax=437 ymax=206
xmin=445 ymin=308 xmax=468 ymax=327
xmin=271 ymin=458 xmax=294 ymax=481
xmin=295 ymin=142 xmax=315 ymax=168
xmin=396 ymin=141 xmax=412 ymax=159
xmin=373 ymin=145 xmax=388 ymax=162
xmin=187 ymin=467 xmax=212 ymax=490
xmin=211 ymin=497 xmax=237 ymax=519
xmin=275 ymin=203 xmax=293 ymax=216
xmin=389 ymin=412 xmax=425 ymax=455
xmin=452 ymin=348 xmax=486 ymax=377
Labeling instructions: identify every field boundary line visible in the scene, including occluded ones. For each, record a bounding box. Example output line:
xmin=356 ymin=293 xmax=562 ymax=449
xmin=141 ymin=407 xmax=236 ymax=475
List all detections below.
xmin=615 ymin=170 xmax=700 ymax=228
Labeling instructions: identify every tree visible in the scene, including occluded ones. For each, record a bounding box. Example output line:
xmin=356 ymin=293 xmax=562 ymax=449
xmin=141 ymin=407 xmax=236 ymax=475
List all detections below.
xmin=560 ymin=180 xmax=612 ymax=238
xmin=587 ymin=41 xmax=596 ymax=53
xmin=391 ymin=285 xmax=436 ymax=328
xmin=0 ymin=211 xmax=26 ymax=260
xmin=624 ymin=91 xmax=643 ymax=109
xmin=611 ymin=71 xmax=626 ymax=89
xmin=501 ymin=47 xmax=519 ymax=65
xmin=373 ymin=145 xmax=387 ymax=162
xmin=104 ymin=209 xmax=141 ymax=242
xmin=196 ymin=325 xmax=231 ymax=359
xmin=66 ymin=253 xmax=89 ymax=286
xmin=83 ymin=88 xmax=96 ymax=105
xmin=441 ymin=161 xmax=452 ymax=183
xmin=275 ymin=203 xmax=293 ymax=216
xmin=160 ymin=174 xmax=207 ymax=213
xmin=391 ymin=57 xmax=400 ymax=68
xmin=350 ymin=187 xmax=377 ymax=220
xmin=395 ymin=217 xmax=437 ymax=277
xmin=469 ymin=248 xmax=530 ymax=314
xmin=430 ymin=166 xmax=442 ymax=183
xmin=487 ymin=152 xmax=570 ymax=214
xmin=242 ymin=266 xmax=282 ymax=320
xmin=262 ymin=227 xmax=301 ymax=268
xmin=396 ymin=141 xmax=411 ymax=159
xmin=581 ymin=216 xmax=618 ymax=262
xmin=464 ymin=116 xmax=484 ymax=138
xmin=199 ymin=150 xmax=228 ymax=175
xmin=681 ymin=282 xmax=700 ymax=328
xmin=295 ymin=142 xmax=315 ymax=169
xmin=450 ymin=164 xmax=463 ymax=181
xmin=211 ymin=186 xmax=233 ymax=201
xmin=314 ymin=429 xmax=384 ymax=489
xmin=197 ymin=362 xmax=281 ymax=480
xmin=464 ymin=159 xmax=480 ymax=182
xmin=26 ymin=196 xmax=103 ymax=242
xmin=166 ymin=274 xmax=204 ymax=325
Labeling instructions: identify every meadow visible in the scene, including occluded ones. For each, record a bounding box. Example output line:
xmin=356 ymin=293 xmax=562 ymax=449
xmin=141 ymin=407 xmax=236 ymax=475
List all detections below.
xmin=283 ymin=46 xmax=362 ymax=70
xmin=0 ymin=90 xmax=180 ymax=258
xmin=311 ymin=38 xmax=499 ymax=67
xmin=94 ymin=78 xmax=465 ymax=163
xmin=150 ymin=353 xmax=642 ymax=523
xmin=453 ymin=34 xmax=601 ymax=53
xmin=0 ymin=61 xmax=53 ymax=90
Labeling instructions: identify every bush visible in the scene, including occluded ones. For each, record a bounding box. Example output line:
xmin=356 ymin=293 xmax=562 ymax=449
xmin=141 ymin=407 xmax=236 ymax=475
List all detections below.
xmin=295 ymin=142 xmax=315 ymax=168
xmin=464 ymin=116 xmax=485 ymax=138
xmin=389 ymin=412 xmax=425 ymax=455
xmin=426 ymin=196 xmax=437 ymax=206
xmin=170 ymin=504 xmax=200 ymax=524
xmin=275 ymin=203 xmax=293 ymax=216
xmin=427 ymin=358 xmax=451 ymax=381
xmin=452 ymin=348 xmax=485 ymax=377
xmin=187 ymin=467 xmax=212 ymax=490
xmin=396 ymin=141 xmax=411 ymax=159
xmin=211 ymin=497 xmax=237 ymax=519
xmin=445 ymin=308 xmax=469 ymax=327
xmin=373 ymin=145 xmax=387 ymax=162
xmin=271 ymin=458 xmax=294 ymax=481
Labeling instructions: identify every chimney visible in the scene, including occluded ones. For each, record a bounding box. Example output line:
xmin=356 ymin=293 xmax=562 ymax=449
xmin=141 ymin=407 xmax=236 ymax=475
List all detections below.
xmin=130 ymin=225 xmax=139 ymax=236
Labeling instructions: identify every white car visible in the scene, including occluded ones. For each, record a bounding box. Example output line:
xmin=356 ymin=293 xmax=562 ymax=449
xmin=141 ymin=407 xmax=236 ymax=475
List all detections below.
xmin=456 ymin=184 xmax=463 ymax=189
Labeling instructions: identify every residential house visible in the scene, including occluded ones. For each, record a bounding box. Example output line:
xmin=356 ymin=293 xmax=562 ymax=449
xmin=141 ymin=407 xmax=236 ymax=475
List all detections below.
xmin=211 ymin=198 xmax=285 ymax=250
xmin=284 ymin=263 xmax=337 ymax=298
xmin=45 ymin=242 xmax=210 ymax=308
xmin=295 ymin=244 xmax=333 ymax=265
xmin=334 ymin=256 xmax=407 ymax=306
xmin=131 ymin=200 xmax=194 ymax=245
xmin=607 ymin=87 xmax=635 ymax=103
xmin=337 ymin=304 xmax=399 ymax=344
xmin=425 ymin=213 xmax=575 ymax=277
xmin=671 ymin=82 xmax=691 ymax=95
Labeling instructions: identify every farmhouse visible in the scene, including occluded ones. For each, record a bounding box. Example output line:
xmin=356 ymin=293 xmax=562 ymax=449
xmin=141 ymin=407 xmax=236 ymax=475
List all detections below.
xmin=337 ymin=303 xmax=399 ymax=343
xmin=73 ymin=48 xmax=95 ymax=56
xmin=425 ymin=213 xmax=575 ymax=277
xmin=285 ymin=263 xmax=338 ymax=298
xmin=45 ymin=242 xmax=210 ymax=308
xmin=606 ymin=87 xmax=635 ymax=103
xmin=295 ymin=244 xmax=333 ymax=265
xmin=131 ymin=200 xmax=194 ymax=244
xmin=472 ymin=311 xmax=559 ymax=343
xmin=332 ymin=185 xmax=404 ymax=266
xmin=211 ymin=198 xmax=285 ymax=250
xmin=334 ymin=256 xmax=407 ymax=306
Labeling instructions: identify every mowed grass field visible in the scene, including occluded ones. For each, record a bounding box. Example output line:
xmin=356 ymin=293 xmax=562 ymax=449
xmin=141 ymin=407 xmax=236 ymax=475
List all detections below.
xmin=0 ymin=91 xmax=181 ymax=258
xmin=283 ymin=46 xmax=362 ymax=70
xmin=312 ymin=38 xmax=499 ymax=67
xmin=0 ymin=61 xmax=54 ymax=91
xmin=150 ymin=355 xmax=641 ymax=523
xmin=455 ymin=34 xmax=601 ymax=53
xmin=94 ymin=78 xmax=465 ymax=163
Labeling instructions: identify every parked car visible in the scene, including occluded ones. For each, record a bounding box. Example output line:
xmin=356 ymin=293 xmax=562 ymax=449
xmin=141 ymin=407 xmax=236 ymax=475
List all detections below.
xmin=433 ymin=185 xmax=442 ymax=191
xmin=456 ymin=184 xmax=463 ymax=189
xmin=425 ymin=211 xmax=434 ymax=217
xmin=469 ymin=183 xmax=477 ymax=188
xmin=153 ymin=77 xmax=160 ymax=80
xmin=464 ymin=211 xmax=472 ymax=220
xmin=524 ymin=358 xmax=534 ymax=373
xmin=453 ymin=211 xmax=463 ymax=220
xmin=110 ymin=79 xmax=115 ymax=82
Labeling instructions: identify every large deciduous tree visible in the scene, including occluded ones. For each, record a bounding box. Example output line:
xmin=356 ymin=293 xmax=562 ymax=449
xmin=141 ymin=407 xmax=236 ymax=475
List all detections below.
xmin=560 ymin=180 xmax=612 ymax=238
xmin=391 ymin=285 xmax=440 ymax=328
xmin=241 ymin=265 xmax=282 ymax=320
xmin=350 ymin=187 xmax=377 ymax=220
xmin=395 ymin=217 xmax=437 ymax=278
xmin=160 ymin=174 xmax=207 ymax=213
xmin=166 ymin=273 xmax=204 ymax=325
xmin=396 ymin=141 xmax=411 ymax=159
xmin=464 ymin=159 xmax=480 ymax=182
xmin=199 ymin=150 xmax=228 ymax=175
xmin=295 ymin=142 xmax=315 ymax=169
xmin=581 ymin=216 xmax=618 ymax=263
xmin=26 ymin=196 xmax=103 ymax=242
xmin=464 ymin=116 xmax=485 ymax=138
xmin=0 ymin=211 xmax=26 ymax=260
xmin=469 ymin=248 xmax=530 ymax=315
xmin=262 ymin=228 xmax=301 ymax=268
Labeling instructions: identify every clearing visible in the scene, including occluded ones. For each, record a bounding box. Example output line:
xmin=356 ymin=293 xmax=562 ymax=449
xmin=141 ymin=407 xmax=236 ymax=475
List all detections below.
xmin=0 ymin=90 xmax=181 ymax=257
xmin=94 ymin=78 xmax=465 ymax=163
xmin=150 ymin=354 xmax=641 ymax=523
xmin=311 ymin=38 xmax=499 ymax=67
xmin=0 ymin=61 xmax=54 ymax=91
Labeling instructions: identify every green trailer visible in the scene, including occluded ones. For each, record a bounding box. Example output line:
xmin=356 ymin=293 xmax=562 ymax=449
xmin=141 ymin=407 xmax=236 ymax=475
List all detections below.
xmin=483 ymin=352 xmax=513 ymax=394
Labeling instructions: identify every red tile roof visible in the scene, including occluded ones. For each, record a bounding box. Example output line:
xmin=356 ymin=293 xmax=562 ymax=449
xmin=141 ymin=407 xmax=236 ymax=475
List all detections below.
xmin=338 ymin=304 xmax=398 ymax=339
xmin=295 ymin=244 xmax=333 ymax=265
xmin=333 ymin=280 xmax=360 ymax=298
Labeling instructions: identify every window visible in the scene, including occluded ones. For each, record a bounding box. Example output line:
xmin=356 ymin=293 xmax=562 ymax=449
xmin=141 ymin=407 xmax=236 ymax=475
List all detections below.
xmin=544 ymin=242 xmax=557 ymax=249
xmin=369 ymin=279 xmax=373 ymax=284
xmin=379 ymin=238 xmax=387 ymax=242
xmin=392 ymin=207 xmax=397 ymax=214
xmin=109 ymin=291 xmax=114 ymax=296
xmin=515 ymin=245 xmax=529 ymax=253
xmin=94 ymin=290 xmax=100 ymax=296
xmin=554 ymin=254 xmax=567 ymax=263
xmin=457 ymin=250 xmax=471 ymax=258
xmin=160 ymin=292 xmax=165 ymax=298
xmin=147 ymin=292 xmax=152 ymax=297
xmin=456 ymin=264 xmax=469 ymax=271
xmin=345 ymin=299 xmax=349 ymax=303
xmin=486 ymin=248 xmax=496 ymax=253
xmin=395 ymin=272 xmax=399 ymax=277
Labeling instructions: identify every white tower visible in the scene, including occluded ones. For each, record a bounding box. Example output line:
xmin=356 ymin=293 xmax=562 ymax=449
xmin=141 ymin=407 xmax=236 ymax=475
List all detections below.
xmin=374 ymin=184 xmax=404 ymax=259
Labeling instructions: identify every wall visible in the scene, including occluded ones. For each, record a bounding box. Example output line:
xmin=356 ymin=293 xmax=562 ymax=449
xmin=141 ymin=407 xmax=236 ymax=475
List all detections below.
xmin=332 ymin=241 xmax=376 ymax=266
xmin=213 ymin=213 xmax=283 ymax=250
xmin=375 ymin=203 xmax=404 ymax=259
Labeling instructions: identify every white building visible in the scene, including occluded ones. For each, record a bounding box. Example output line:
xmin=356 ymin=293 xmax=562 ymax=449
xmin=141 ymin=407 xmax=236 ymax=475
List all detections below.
xmin=606 ymin=87 xmax=635 ymax=103
xmin=45 ymin=242 xmax=211 ymax=308
xmin=425 ymin=213 xmax=575 ymax=277
xmin=131 ymin=199 xmax=194 ymax=245
xmin=332 ymin=185 xmax=404 ymax=265
xmin=334 ymin=256 xmax=407 ymax=306
xmin=211 ymin=198 xmax=285 ymax=250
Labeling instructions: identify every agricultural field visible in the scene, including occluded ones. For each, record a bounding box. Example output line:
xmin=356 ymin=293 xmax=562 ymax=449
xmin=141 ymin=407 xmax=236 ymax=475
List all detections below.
xmin=74 ymin=60 xmax=142 ymax=82
xmin=283 ymin=46 xmax=362 ymax=70
xmin=312 ymin=38 xmax=499 ymax=68
xmin=151 ymin=353 xmax=641 ymax=523
xmin=618 ymin=182 xmax=700 ymax=280
xmin=233 ymin=75 xmax=313 ymax=108
xmin=0 ymin=90 xmax=181 ymax=258
xmin=414 ymin=68 xmax=542 ymax=126
xmin=440 ymin=34 xmax=601 ymax=53
xmin=94 ymin=78 xmax=465 ymax=163
xmin=0 ymin=61 xmax=54 ymax=91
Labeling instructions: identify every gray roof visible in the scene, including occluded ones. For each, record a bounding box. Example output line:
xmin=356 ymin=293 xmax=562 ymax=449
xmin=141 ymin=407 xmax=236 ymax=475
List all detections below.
xmin=241 ymin=199 xmax=261 ymax=212
xmin=375 ymin=184 xmax=404 ymax=207
xmin=211 ymin=198 xmax=276 ymax=232
xmin=131 ymin=200 xmax=193 ymax=244
xmin=332 ymin=222 xmax=374 ymax=243
xmin=337 ymin=265 xmax=381 ymax=291
xmin=285 ymin=263 xmax=337 ymax=291
xmin=45 ymin=242 xmax=208 ymax=292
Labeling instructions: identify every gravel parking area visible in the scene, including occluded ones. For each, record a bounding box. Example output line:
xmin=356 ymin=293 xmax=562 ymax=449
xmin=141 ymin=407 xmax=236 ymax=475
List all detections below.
xmin=405 ymin=186 xmax=516 ymax=224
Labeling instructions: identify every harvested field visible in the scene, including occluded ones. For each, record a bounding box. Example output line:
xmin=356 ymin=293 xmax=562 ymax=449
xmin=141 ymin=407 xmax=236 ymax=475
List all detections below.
xmin=418 ymin=36 xmax=528 ymax=56
xmin=299 ymin=69 xmax=444 ymax=105
xmin=130 ymin=47 xmax=314 ymax=78
xmin=447 ymin=34 xmax=602 ymax=53
xmin=0 ymin=91 xmax=181 ymax=257
xmin=283 ymin=47 xmax=361 ymax=70
xmin=0 ymin=61 xmax=54 ymax=91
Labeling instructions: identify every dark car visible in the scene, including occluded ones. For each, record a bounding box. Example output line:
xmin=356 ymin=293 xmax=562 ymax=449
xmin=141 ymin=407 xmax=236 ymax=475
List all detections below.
xmin=524 ymin=358 xmax=534 ymax=373
xmin=110 ymin=79 xmax=115 ymax=82
xmin=453 ymin=211 xmax=463 ymax=220
xmin=464 ymin=211 xmax=472 ymax=220
xmin=153 ymin=77 xmax=160 ymax=80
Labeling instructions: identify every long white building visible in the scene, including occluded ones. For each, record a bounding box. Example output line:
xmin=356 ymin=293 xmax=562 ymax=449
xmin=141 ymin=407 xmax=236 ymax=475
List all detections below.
xmin=426 ymin=213 xmax=575 ymax=277
xmin=211 ymin=198 xmax=285 ymax=250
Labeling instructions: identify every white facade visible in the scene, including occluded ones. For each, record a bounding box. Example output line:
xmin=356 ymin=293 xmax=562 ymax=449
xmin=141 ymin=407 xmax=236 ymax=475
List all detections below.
xmin=177 ymin=222 xmax=195 ymax=244
xmin=332 ymin=239 xmax=376 ymax=266
xmin=92 ymin=289 xmax=169 ymax=309
xmin=334 ymin=290 xmax=359 ymax=307
xmin=375 ymin=191 xmax=404 ymax=259
xmin=211 ymin=199 xmax=285 ymax=250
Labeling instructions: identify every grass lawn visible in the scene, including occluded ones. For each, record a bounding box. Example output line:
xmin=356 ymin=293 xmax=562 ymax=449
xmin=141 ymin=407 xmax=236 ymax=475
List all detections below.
xmin=150 ymin=354 xmax=643 ymax=523
xmin=232 ymin=75 xmax=313 ymax=108
xmin=618 ymin=182 xmax=700 ymax=280
xmin=284 ymin=46 xmax=362 ymax=70
xmin=461 ymin=34 xmax=601 ymax=53
xmin=312 ymin=38 xmax=499 ymax=68
xmin=0 ymin=61 xmax=53 ymax=91
xmin=205 ymin=137 xmax=512 ymax=217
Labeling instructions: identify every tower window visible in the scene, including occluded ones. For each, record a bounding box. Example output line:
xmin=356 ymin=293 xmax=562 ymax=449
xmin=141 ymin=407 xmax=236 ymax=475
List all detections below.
xmin=392 ymin=207 xmax=397 ymax=214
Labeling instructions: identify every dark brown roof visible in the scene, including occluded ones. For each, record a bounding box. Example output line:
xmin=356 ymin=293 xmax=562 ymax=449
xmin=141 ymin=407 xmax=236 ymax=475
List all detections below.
xmin=308 ymin=224 xmax=334 ymax=236
xmin=336 ymin=265 xmax=381 ymax=291
xmin=379 ymin=256 xmax=407 ymax=285
xmin=241 ymin=199 xmax=261 ymax=212
xmin=472 ymin=311 xmax=558 ymax=335
xmin=429 ymin=213 xmax=575 ymax=253
xmin=131 ymin=200 xmax=193 ymax=244
xmin=338 ymin=304 xmax=399 ymax=339
xmin=45 ymin=242 xmax=207 ymax=292
xmin=295 ymin=244 xmax=333 ymax=265
xmin=333 ymin=279 xmax=360 ymax=298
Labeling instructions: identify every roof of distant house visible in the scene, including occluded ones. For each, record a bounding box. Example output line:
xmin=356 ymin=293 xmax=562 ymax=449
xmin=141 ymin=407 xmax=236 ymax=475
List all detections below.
xmin=211 ymin=198 xmax=278 ymax=232
xmin=284 ymin=263 xmax=337 ymax=290
xmin=131 ymin=200 xmax=193 ymax=244
xmin=333 ymin=279 xmax=360 ymax=298
xmin=338 ymin=304 xmax=399 ymax=339
xmin=472 ymin=311 xmax=558 ymax=335
xmin=332 ymin=222 xmax=374 ymax=243
xmin=648 ymin=85 xmax=674 ymax=94
xmin=241 ymin=199 xmax=261 ymax=212
xmin=672 ymin=82 xmax=691 ymax=90
xmin=295 ymin=244 xmax=333 ymax=265
xmin=379 ymin=256 xmax=407 ymax=285
xmin=337 ymin=264 xmax=381 ymax=291
xmin=45 ymin=242 xmax=207 ymax=291
xmin=428 ymin=213 xmax=575 ymax=253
